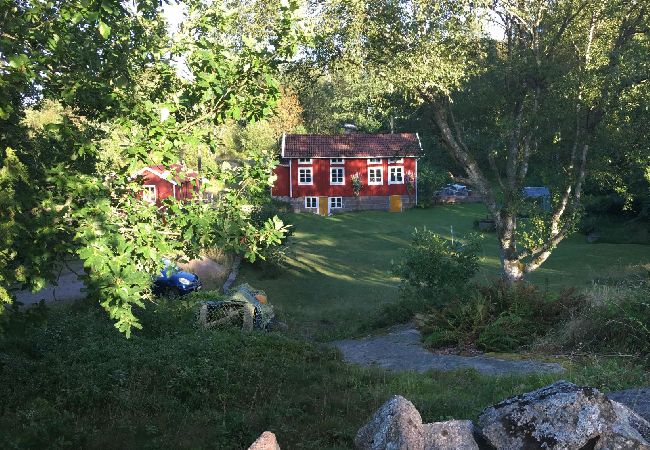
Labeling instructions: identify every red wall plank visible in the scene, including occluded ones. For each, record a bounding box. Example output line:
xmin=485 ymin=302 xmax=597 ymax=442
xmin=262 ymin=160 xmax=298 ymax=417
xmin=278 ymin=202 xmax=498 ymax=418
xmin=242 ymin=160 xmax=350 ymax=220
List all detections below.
xmin=284 ymin=158 xmax=416 ymax=198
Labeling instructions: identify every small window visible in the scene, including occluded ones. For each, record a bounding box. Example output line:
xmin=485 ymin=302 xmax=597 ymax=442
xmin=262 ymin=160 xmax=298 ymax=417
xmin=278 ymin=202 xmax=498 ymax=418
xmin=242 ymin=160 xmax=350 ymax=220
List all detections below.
xmin=389 ymin=166 xmax=404 ymax=184
xmin=142 ymin=185 xmax=157 ymax=204
xmin=305 ymin=197 xmax=318 ymax=209
xmin=330 ymin=167 xmax=345 ymax=185
xmin=298 ymin=168 xmax=313 ymax=185
xmin=330 ymin=158 xmax=344 ymax=164
xmin=368 ymin=158 xmax=382 ymax=165
xmin=368 ymin=167 xmax=383 ymax=185
xmin=329 ymin=197 xmax=343 ymax=209
xmin=298 ymin=158 xmax=312 ymax=164
xmin=388 ymin=157 xmax=404 ymax=164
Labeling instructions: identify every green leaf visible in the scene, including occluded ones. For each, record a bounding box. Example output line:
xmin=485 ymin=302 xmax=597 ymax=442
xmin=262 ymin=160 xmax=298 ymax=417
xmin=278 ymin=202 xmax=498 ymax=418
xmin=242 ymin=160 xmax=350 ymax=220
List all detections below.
xmin=98 ymin=21 xmax=111 ymax=39
xmin=8 ymin=54 xmax=29 ymax=69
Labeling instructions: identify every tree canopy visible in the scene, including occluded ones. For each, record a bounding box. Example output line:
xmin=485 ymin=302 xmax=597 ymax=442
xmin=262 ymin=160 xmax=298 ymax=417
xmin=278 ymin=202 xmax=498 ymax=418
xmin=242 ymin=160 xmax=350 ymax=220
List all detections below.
xmin=1 ymin=0 xmax=306 ymax=335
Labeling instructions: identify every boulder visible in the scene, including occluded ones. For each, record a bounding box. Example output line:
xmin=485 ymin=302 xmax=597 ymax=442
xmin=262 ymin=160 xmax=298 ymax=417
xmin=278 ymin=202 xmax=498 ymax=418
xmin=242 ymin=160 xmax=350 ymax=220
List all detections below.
xmin=248 ymin=431 xmax=280 ymax=450
xmin=477 ymin=380 xmax=650 ymax=449
xmin=355 ymin=395 xmax=424 ymax=449
xmin=608 ymin=388 xmax=650 ymax=423
xmin=422 ymin=420 xmax=483 ymax=450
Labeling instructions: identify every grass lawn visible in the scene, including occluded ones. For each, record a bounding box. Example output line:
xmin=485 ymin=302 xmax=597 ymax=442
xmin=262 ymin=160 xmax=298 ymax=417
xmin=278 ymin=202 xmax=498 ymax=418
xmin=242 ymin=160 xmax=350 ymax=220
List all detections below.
xmin=2 ymin=204 xmax=649 ymax=449
xmin=241 ymin=204 xmax=650 ymax=340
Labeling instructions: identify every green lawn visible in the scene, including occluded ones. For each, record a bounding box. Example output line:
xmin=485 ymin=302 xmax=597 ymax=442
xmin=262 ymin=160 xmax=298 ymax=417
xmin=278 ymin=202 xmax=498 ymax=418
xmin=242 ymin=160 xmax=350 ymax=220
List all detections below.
xmin=242 ymin=204 xmax=650 ymax=340
xmin=2 ymin=204 xmax=649 ymax=449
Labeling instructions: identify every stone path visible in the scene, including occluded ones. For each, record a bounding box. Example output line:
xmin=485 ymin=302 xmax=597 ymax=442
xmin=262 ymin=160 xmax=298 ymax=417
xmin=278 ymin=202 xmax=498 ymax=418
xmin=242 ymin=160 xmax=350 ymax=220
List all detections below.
xmin=332 ymin=325 xmax=565 ymax=376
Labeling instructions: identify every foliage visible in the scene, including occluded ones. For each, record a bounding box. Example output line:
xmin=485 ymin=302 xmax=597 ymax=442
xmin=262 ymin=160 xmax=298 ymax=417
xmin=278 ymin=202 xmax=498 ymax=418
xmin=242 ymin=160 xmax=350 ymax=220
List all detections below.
xmin=417 ymin=281 xmax=587 ymax=352
xmin=0 ymin=0 xmax=307 ymax=335
xmin=416 ymin=164 xmax=451 ymax=207
xmin=393 ymin=229 xmax=481 ymax=303
xmin=539 ymin=271 xmax=650 ymax=364
xmin=303 ymin=0 xmax=650 ymax=282
xmin=1 ymin=292 xmax=647 ymax=448
xmin=351 ymin=172 xmax=363 ymax=196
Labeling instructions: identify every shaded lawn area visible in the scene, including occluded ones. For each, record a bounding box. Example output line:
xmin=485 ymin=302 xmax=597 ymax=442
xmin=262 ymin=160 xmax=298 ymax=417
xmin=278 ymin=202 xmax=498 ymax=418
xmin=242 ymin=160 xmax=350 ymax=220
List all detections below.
xmin=241 ymin=204 xmax=650 ymax=340
xmin=1 ymin=300 xmax=647 ymax=450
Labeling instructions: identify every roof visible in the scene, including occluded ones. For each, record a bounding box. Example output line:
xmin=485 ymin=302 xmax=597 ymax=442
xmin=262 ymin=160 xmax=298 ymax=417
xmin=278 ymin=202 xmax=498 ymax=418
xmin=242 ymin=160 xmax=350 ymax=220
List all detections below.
xmin=282 ymin=133 xmax=422 ymax=158
xmin=133 ymin=163 xmax=199 ymax=185
xmin=522 ymin=186 xmax=550 ymax=198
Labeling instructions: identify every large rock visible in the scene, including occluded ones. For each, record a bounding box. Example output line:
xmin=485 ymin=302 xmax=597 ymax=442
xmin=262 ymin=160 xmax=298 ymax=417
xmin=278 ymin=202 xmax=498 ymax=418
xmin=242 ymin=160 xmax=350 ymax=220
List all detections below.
xmin=608 ymin=388 xmax=650 ymax=423
xmin=355 ymin=395 xmax=424 ymax=449
xmin=248 ymin=431 xmax=280 ymax=450
xmin=422 ymin=420 xmax=483 ymax=450
xmin=477 ymin=380 xmax=650 ymax=449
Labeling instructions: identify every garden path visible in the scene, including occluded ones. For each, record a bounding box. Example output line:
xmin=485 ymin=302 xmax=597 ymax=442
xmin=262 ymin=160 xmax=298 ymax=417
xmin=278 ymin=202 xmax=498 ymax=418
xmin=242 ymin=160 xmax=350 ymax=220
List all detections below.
xmin=332 ymin=324 xmax=566 ymax=376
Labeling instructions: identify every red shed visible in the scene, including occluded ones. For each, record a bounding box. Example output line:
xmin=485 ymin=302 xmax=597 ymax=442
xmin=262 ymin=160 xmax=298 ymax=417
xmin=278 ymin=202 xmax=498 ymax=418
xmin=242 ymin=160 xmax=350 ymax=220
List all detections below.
xmin=272 ymin=133 xmax=423 ymax=214
xmin=133 ymin=163 xmax=200 ymax=206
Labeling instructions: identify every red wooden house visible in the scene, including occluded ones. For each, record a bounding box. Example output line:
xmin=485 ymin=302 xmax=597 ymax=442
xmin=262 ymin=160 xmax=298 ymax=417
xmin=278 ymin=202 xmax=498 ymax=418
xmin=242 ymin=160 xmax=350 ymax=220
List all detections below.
xmin=133 ymin=163 xmax=200 ymax=206
xmin=272 ymin=133 xmax=423 ymax=214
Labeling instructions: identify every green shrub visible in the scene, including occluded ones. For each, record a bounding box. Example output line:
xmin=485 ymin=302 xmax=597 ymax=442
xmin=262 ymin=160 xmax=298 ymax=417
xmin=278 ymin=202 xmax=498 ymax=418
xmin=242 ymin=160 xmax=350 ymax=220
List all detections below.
xmin=544 ymin=273 xmax=650 ymax=362
xmin=417 ymin=281 xmax=588 ymax=352
xmin=393 ymin=229 xmax=481 ymax=305
xmin=416 ymin=165 xmax=450 ymax=207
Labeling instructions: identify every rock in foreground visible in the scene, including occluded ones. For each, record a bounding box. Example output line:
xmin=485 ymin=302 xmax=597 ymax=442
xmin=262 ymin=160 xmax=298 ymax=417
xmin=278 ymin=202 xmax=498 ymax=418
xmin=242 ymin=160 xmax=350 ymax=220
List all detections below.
xmin=422 ymin=420 xmax=482 ymax=450
xmin=477 ymin=380 xmax=650 ymax=449
xmin=355 ymin=395 xmax=424 ymax=450
xmin=248 ymin=431 xmax=281 ymax=450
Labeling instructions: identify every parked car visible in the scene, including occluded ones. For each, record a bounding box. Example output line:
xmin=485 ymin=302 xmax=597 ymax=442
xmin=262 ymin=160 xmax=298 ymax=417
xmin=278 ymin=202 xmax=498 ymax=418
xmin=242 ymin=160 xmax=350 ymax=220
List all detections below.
xmin=153 ymin=259 xmax=202 ymax=296
xmin=437 ymin=184 xmax=472 ymax=197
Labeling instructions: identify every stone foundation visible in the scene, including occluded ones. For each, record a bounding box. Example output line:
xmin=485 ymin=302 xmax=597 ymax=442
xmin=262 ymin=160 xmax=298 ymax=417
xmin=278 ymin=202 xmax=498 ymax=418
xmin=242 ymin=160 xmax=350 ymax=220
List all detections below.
xmin=274 ymin=196 xmax=416 ymax=214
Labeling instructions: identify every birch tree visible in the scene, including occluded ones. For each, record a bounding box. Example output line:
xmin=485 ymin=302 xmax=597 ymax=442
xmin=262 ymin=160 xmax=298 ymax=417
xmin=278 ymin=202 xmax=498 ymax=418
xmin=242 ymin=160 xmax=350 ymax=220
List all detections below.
xmin=308 ymin=0 xmax=650 ymax=281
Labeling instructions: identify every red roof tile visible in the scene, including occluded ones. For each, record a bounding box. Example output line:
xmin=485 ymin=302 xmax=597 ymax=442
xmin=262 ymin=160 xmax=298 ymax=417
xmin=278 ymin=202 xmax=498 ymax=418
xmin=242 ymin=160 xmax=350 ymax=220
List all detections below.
xmin=283 ymin=133 xmax=422 ymax=158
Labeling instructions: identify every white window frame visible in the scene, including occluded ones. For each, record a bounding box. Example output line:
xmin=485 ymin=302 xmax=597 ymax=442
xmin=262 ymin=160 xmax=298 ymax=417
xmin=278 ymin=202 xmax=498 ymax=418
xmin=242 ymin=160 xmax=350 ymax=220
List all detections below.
xmin=330 ymin=158 xmax=344 ymax=165
xmin=330 ymin=167 xmax=345 ymax=185
xmin=329 ymin=197 xmax=343 ymax=209
xmin=298 ymin=167 xmax=313 ymax=185
xmin=298 ymin=158 xmax=312 ymax=164
xmin=389 ymin=166 xmax=405 ymax=185
xmin=305 ymin=196 xmax=318 ymax=209
xmin=142 ymin=185 xmax=157 ymax=204
xmin=367 ymin=158 xmax=382 ymax=165
xmin=368 ymin=167 xmax=383 ymax=185
xmin=388 ymin=157 xmax=404 ymax=164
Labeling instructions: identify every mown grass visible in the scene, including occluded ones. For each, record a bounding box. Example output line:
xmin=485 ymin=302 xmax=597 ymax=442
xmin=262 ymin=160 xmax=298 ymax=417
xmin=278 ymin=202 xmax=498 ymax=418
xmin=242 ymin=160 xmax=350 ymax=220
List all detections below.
xmin=240 ymin=205 xmax=650 ymax=340
xmin=0 ymin=299 xmax=647 ymax=450
xmin=2 ymin=205 xmax=648 ymax=449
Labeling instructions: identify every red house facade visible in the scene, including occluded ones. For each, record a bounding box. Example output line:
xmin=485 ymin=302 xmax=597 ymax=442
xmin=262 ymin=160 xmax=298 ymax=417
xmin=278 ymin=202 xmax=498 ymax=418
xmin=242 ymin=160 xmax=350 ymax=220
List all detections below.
xmin=272 ymin=133 xmax=422 ymax=214
xmin=133 ymin=164 xmax=200 ymax=206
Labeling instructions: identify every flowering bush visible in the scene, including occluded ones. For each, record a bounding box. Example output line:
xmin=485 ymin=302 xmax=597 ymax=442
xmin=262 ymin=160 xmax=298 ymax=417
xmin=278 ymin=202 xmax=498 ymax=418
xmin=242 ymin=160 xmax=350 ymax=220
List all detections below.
xmin=351 ymin=172 xmax=363 ymax=196
xmin=405 ymin=171 xmax=416 ymax=196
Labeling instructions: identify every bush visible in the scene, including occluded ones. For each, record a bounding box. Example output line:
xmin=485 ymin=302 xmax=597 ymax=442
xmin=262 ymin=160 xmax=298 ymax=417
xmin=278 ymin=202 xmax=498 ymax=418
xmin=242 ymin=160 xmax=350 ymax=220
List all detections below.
xmin=416 ymin=165 xmax=451 ymax=207
xmin=542 ymin=273 xmax=650 ymax=363
xmin=393 ymin=229 xmax=481 ymax=305
xmin=417 ymin=281 xmax=588 ymax=352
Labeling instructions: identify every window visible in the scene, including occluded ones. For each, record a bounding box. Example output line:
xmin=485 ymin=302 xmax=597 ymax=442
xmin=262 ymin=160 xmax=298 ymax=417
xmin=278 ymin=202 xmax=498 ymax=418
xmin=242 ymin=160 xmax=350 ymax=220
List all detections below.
xmin=368 ymin=158 xmax=382 ymax=165
xmin=330 ymin=167 xmax=345 ymax=185
xmin=298 ymin=158 xmax=312 ymax=164
xmin=388 ymin=157 xmax=404 ymax=164
xmin=305 ymin=197 xmax=318 ymax=209
xmin=330 ymin=158 xmax=344 ymax=164
xmin=389 ymin=166 xmax=404 ymax=184
xmin=298 ymin=167 xmax=313 ymax=185
xmin=142 ymin=185 xmax=157 ymax=204
xmin=329 ymin=197 xmax=342 ymax=209
xmin=368 ymin=167 xmax=383 ymax=185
